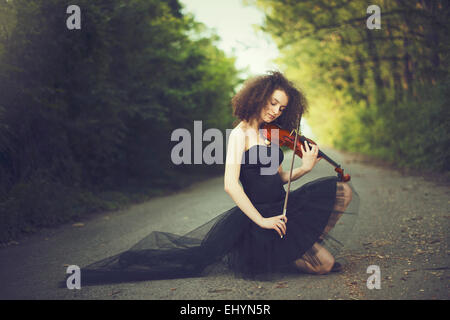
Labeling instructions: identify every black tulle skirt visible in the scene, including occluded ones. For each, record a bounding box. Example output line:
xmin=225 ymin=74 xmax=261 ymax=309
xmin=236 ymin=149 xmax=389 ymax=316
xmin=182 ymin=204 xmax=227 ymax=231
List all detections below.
xmin=61 ymin=176 xmax=359 ymax=286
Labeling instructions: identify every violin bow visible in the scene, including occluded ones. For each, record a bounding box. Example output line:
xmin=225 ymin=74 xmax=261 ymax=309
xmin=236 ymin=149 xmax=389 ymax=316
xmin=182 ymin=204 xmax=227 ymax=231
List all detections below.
xmin=282 ymin=116 xmax=301 ymax=218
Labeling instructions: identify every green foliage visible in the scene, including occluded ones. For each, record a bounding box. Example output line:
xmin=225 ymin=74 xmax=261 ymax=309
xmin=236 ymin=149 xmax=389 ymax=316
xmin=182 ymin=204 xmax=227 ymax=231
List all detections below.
xmin=0 ymin=0 xmax=239 ymax=241
xmin=252 ymin=0 xmax=449 ymax=173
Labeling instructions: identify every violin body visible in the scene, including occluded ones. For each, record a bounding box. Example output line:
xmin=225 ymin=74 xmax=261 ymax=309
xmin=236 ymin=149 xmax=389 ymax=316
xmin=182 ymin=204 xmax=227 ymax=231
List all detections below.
xmin=260 ymin=123 xmax=351 ymax=182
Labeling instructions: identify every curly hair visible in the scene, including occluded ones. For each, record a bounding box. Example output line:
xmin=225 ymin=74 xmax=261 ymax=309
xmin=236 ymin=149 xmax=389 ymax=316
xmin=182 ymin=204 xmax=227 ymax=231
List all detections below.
xmin=231 ymin=71 xmax=308 ymax=132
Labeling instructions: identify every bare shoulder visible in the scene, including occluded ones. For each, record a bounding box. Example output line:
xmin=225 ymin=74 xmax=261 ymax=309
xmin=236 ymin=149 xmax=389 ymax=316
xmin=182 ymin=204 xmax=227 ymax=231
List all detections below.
xmin=226 ymin=123 xmax=247 ymax=164
xmin=229 ymin=122 xmax=247 ymax=141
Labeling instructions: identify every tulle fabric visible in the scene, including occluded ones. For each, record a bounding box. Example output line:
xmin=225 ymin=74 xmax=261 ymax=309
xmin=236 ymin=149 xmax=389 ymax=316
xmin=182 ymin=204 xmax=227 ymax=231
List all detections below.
xmin=60 ymin=176 xmax=359 ymax=287
xmin=226 ymin=177 xmax=359 ymax=279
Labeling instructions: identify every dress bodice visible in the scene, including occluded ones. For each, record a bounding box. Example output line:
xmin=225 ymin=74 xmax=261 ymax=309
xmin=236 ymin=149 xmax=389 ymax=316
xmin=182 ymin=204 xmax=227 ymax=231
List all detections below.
xmin=239 ymin=144 xmax=286 ymax=204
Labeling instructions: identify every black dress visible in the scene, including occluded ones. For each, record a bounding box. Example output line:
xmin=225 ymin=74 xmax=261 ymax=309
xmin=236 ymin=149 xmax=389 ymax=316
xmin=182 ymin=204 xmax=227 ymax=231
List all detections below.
xmin=65 ymin=143 xmax=359 ymax=286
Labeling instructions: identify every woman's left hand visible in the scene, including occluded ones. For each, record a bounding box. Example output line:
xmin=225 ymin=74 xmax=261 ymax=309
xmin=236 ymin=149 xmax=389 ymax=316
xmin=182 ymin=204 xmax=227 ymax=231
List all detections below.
xmin=300 ymin=141 xmax=321 ymax=172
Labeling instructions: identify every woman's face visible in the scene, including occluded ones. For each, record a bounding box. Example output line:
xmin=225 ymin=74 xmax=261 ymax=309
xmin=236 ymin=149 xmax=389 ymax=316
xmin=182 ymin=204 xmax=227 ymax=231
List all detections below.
xmin=260 ymin=89 xmax=288 ymax=123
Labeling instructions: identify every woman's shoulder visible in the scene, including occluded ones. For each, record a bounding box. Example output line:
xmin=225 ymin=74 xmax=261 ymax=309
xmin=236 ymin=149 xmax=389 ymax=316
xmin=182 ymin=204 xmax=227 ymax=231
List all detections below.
xmin=228 ymin=122 xmax=249 ymax=151
xmin=234 ymin=121 xmax=254 ymax=134
xmin=234 ymin=121 xmax=244 ymax=130
xmin=230 ymin=121 xmax=247 ymax=137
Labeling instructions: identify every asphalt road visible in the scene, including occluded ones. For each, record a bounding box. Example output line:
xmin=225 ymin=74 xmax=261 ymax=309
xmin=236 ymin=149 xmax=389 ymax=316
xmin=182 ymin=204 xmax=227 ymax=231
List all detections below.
xmin=0 ymin=147 xmax=448 ymax=300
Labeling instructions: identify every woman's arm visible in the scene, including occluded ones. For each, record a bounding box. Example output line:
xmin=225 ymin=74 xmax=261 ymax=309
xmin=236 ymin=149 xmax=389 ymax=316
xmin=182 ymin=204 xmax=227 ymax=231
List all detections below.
xmin=224 ymin=128 xmax=287 ymax=237
xmin=278 ymin=165 xmax=310 ymax=184
xmin=224 ymin=128 xmax=265 ymax=227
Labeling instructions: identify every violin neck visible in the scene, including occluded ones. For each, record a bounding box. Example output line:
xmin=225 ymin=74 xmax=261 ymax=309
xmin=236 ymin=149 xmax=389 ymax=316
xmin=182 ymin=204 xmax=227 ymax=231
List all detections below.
xmin=298 ymin=136 xmax=341 ymax=169
xmin=318 ymin=150 xmax=340 ymax=169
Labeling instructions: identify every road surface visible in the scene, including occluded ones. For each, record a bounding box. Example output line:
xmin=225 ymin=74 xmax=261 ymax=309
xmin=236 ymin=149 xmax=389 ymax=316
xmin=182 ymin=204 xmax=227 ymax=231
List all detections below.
xmin=0 ymin=147 xmax=448 ymax=300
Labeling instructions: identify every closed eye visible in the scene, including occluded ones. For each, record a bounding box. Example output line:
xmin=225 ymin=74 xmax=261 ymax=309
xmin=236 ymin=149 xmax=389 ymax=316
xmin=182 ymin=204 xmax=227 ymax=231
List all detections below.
xmin=272 ymin=100 xmax=286 ymax=111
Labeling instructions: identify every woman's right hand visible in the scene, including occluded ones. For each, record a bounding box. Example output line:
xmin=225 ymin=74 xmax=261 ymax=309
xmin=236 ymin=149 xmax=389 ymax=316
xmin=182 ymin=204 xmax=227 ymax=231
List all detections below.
xmin=259 ymin=214 xmax=288 ymax=238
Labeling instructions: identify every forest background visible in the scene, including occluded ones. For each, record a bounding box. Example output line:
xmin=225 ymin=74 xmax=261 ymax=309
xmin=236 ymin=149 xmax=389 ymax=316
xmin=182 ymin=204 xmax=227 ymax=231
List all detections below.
xmin=0 ymin=0 xmax=448 ymax=242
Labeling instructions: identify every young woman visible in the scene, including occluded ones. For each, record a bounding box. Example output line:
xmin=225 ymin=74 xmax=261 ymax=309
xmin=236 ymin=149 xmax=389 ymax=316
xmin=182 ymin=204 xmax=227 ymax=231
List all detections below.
xmin=69 ymin=71 xmax=359 ymax=286
xmin=225 ymin=71 xmax=357 ymax=275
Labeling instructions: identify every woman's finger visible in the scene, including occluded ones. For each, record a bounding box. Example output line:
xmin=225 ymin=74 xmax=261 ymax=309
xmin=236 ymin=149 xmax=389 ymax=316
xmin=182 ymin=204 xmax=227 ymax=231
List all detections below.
xmin=278 ymin=221 xmax=286 ymax=235
xmin=281 ymin=217 xmax=287 ymax=231
xmin=273 ymin=225 xmax=282 ymax=238
xmin=276 ymin=221 xmax=282 ymax=234
xmin=277 ymin=219 xmax=285 ymax=231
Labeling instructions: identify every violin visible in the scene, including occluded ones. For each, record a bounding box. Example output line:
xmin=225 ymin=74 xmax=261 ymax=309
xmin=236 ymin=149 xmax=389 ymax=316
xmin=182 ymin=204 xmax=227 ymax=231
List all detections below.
xmin=260 ymin=122 xmax=351 ymax=182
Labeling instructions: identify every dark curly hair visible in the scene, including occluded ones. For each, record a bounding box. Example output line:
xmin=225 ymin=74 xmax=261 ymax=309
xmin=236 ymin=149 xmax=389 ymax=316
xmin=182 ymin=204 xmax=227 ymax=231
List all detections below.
xmin=231 ymin=71 xmax=308 ymax=132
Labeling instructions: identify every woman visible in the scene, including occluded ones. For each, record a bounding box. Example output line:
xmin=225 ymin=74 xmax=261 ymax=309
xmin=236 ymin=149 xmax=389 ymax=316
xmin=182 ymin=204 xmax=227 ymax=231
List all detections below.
xmin=225 ymin=71 xmax=357 ymax=275
xmin=67 ymin=71 xmax=359 ymax=286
